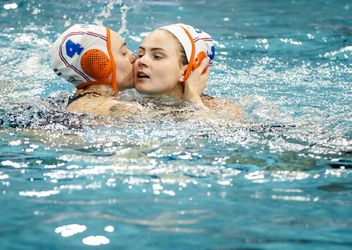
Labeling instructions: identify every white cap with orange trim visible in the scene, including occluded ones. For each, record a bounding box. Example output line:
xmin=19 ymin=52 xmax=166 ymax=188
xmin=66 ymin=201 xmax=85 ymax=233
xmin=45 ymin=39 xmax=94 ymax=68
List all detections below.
xmin=50 ymin=24 xmax=118 ymax=93
xmin=159 ymin=23 xmax=215 ymax=82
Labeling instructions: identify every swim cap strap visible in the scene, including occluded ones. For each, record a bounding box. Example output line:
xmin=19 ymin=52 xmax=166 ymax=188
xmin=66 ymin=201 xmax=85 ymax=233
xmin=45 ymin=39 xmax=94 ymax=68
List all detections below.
xmin=181 ymin=26 xmax=196 ymax=84
xmin=106 ymin=27 xmax=118 ymax=95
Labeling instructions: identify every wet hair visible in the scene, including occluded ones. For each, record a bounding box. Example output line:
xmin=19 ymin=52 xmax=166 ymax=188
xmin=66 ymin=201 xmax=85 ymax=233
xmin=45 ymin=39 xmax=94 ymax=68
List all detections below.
xmin=162 ymin=30 xmax=188 ymax=67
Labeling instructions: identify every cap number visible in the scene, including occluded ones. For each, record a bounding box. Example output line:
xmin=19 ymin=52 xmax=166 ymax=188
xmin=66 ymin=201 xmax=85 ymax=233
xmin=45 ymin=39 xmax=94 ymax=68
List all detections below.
xmin=65 ymin=39 xmax=83 ymax=58
xmin=207 ymin=46 xmax=215 ymax=60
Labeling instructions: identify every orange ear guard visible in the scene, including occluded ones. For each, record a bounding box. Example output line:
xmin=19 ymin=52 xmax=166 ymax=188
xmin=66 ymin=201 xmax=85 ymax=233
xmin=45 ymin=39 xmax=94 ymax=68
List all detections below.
xmin=181 ymin=27 xmax=209 ymax=84
xmin=193 ymin=51 xmax=208 ymax=74
xmin=76 ymin=27 xmax=118 ymax=95
xmin=80 ymin=49 xmax=112 ymax=81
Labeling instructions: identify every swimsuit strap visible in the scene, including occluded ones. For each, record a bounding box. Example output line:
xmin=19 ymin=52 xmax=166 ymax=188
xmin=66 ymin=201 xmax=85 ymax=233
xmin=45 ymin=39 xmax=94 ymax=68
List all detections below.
xmin=67 ymin=91 xmax=104 ymax=106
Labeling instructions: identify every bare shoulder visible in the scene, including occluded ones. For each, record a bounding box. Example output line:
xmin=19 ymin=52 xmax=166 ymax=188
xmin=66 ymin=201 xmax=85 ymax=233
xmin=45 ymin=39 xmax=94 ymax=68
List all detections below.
xmin=67 ymin=96 xmax=140 ymax=117
xmin=108 ymin=100 xmax=141 ymax=116
xmin=201 ymin=95 xmax=242 ymax=119
xmin=67 ymin=96 xmax=111 ymax=116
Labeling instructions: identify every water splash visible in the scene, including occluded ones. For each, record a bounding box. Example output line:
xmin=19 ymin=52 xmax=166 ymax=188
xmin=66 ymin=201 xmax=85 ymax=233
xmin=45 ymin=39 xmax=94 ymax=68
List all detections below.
xmin=93 ymin=0 xmax=131 ymax=34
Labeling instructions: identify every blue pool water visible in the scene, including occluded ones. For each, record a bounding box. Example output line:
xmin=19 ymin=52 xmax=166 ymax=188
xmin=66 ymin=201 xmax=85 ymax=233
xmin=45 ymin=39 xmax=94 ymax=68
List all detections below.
xmin=1 ymin=0 xmax=352 ymax=249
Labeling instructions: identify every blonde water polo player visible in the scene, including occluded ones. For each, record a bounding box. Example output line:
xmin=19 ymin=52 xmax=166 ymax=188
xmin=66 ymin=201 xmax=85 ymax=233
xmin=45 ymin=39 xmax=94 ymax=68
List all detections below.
xmin=51 ymin=24 xmax=210 ymax=116
xmin=134 ymin=23 xmax=242 ymax=118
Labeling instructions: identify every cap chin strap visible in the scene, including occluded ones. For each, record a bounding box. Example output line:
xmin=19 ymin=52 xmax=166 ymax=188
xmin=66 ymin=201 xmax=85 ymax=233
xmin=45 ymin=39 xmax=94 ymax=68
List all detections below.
xmin=180 ymin=26 xmax=196 ymax=84
xmin=106 ymin=27 xmax=118 ymax=94
xmin=76 ymin=27 xmax=118 ymax=95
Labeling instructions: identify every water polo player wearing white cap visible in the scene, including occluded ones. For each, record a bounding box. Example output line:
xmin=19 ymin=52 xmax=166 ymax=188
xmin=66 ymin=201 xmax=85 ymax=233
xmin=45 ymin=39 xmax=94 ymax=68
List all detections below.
xmin=51 ymin=24 xmax=208 ymax=116
xmin=51 ymin=24 xmax=140 ymax=116
xmin=134 ymin=23 xmax=242 ymax=118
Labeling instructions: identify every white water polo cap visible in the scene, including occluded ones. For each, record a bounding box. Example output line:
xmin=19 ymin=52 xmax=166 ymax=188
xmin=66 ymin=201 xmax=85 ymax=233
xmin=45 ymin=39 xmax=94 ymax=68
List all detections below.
xmin=159 ymin=23 xmax=215 ymax=82
xmin=50 ymin=24 xmax=118 ymax=94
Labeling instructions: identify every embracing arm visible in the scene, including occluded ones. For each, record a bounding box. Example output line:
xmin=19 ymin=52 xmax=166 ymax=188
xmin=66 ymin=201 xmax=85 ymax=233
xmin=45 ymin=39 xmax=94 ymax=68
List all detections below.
xmin=201 ymin=95 xmax=242 ymax=119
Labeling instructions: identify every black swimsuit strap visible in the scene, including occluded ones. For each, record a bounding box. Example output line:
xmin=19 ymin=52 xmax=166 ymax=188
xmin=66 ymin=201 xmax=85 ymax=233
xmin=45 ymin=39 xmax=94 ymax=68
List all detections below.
xmin=67 ymin=91 xmax=103 ymax=106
